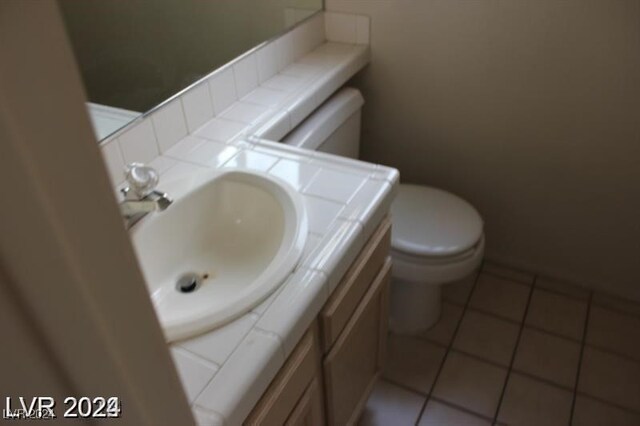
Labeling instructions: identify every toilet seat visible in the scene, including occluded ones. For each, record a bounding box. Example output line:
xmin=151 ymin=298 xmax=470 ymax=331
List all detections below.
xmin=391 ymin=184 xmax=483 ymax=258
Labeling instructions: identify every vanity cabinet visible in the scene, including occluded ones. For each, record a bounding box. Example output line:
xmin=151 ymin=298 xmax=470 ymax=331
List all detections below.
xmin=247 ymin=218 xmax=392 ymax=426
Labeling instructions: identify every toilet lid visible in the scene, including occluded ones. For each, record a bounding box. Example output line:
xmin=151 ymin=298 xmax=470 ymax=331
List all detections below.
xmin=391 ymin=184 xmax=483 ymax=258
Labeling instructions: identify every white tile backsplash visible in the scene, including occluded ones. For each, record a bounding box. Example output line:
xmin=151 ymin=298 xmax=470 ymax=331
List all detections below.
xmin=118 ymin=120 xmax=159 ymax=164
xmin=256 ymin=42 xmax=281 ymax=84
xmin=100 ymin=138 xmax=126 ymax=186
xmin=356 ymin=15 xmax=371 ymax=45
xmin=208 ymin=67 xmax=238 ymax=115
xmin=151 ymin=98 xmax=188 ymax=153
xmin=232 ymin=54 xmax=259 ymax=99
xmin=325 ymin=12 xmax=358 ymax=44
xmin=181 ymin=82 xmax=214 ymax=133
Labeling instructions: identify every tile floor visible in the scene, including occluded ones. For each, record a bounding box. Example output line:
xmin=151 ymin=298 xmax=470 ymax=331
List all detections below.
xmin=360 ymin=262 xmax=640 ymax=426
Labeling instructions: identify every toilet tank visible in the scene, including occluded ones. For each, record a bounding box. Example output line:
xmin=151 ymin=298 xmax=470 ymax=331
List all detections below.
xmin=281 ymin=87 xmax=364 ymax=159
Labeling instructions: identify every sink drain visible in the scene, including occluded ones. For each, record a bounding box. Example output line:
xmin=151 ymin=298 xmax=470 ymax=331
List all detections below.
xmin=176 ymin=273 xmax=202 ymax=293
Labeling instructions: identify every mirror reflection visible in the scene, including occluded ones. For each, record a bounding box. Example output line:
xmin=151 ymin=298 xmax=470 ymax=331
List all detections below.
xmin=58 ymin=0 xmax=322 ymax=141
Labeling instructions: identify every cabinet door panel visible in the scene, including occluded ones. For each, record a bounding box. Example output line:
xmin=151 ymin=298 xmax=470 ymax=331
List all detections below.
xmin=323 ymin=259 xmax=391 ymax=426
xmin=285 ymin=376 xmax=324 ymax=426
xmin=321 ymin=218 xmax=391 ymax=352
xmin=245 ymin=325 xmax=320 ymax=426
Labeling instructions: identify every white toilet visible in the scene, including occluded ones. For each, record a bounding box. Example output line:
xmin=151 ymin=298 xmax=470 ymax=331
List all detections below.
xmin=283 ymin=87 xmax=485 ymax=335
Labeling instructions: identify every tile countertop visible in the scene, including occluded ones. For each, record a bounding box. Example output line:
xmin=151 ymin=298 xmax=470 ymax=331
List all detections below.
xmin=110 ymin=30 xmax=399 ymax=425
xmin=165 ymin=140 xmax=398 ymax=426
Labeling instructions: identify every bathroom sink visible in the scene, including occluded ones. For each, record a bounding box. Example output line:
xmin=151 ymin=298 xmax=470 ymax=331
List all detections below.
xmin=131 ymin=169 xmax=307 ymax=342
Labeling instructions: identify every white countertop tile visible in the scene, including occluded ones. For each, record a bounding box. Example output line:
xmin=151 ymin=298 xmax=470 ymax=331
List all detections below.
xmin=256 ymin=268 xmax=328 ymax=356
xmin=269 ymin=158 xmax=322 ymax=191
xmin=220 ymin=150 xmax=279 ymax=172
xmin=194 ymin=329 xmax=284 ymax=425
xmin=303 ymin=167 xmax=368 ymax=204
xmin=170 ymin=347 xmax=219 ymax=403
xmin=195 ymin=117 xmax=246 ymax=143
xmin=178 ymin=312 xmax=259 ymax=366
xmin=303 ymin=195 xmax=345 ymax=235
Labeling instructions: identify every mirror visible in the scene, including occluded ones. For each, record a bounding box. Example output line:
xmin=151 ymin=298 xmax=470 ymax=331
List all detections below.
xmin=58 ymin=0 xmax=323 ymax=141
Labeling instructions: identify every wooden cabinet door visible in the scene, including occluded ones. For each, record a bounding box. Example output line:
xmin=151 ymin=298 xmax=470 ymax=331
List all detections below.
xmin=285 ymin=377 xmax=324 ymax=426
xmin=323 ymin=259 xmax=391 ymax=426
xmin=245 ymin=325 xmax=322 ymax=426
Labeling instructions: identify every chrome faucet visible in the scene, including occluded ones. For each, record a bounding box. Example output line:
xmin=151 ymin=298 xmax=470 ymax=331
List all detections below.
xmin=120 ymin=163 xmax=173 ymax=229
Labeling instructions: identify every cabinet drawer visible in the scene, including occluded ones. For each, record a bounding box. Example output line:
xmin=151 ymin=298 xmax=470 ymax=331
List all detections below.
xmin=285 ymin=376 xmax=324 ymax=426
xmin=321 ymin=218 xmax=391 ymax=352
xmin=245 ymin=324 xmax=320 ymax=426
xmin=323 ymin=258 xmax=391 ymax=426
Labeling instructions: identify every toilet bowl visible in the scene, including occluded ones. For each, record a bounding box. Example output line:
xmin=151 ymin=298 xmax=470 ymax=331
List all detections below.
xmin=389 ymin=184 xmax=484 ymax=333
xmin=282 ymin=87 xmax=484 ymax=335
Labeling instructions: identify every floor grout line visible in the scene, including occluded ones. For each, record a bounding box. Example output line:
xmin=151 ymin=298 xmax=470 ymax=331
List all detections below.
xmin=490 ymin=274 xmax=538 ymax=424
xmin=569 ymin=291 xmax=593 ymax=425
xmin=413 ymin=271 xmax=482 ymax=425
xmin=574 ymin=390 xmax=640 ymax=416
xmin=428 ymin=395 xmax=496 ymax=423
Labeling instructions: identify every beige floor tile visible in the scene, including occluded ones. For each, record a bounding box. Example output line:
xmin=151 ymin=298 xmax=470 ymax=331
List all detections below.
xmin=443 ymin=273 xmax=477 ymax=305
xmin=587 ymin=306 xmax=640 ymax=361
xmin=469 ymin=274 xmax=530 ymax=322
xmin=359 ymin=380 xmax=425 ymax=426
xmin=578 ymin=347 xmax=640 ymax=411
xmin=536 ymin=276 xmax=590 ymax=300
xmin=593 ymin=292 xmax=640 ymax=317
xmin=418 ymin=399 xmax=491 ymax=426
xmin=384 ymin=333 xmax=446 ymax=393
xmin=432 ymin=352 xmax=507 ymax=418
xmin=572 ymin=395 xmax=640 ymax=426
xmin=452 ymin=310 xmax=520 ymax=366
xmin=422 ymin=302 xmax=464 ymax=346
xmin=482 ymin=261 xmax=535 ymax=285
xmin=513 ymin=327 xmax=581 ymax=388
xmin=525 ymin=288 xmax=587 ymax=340
xmin=497 ymin=373 xmax=573 ymax=426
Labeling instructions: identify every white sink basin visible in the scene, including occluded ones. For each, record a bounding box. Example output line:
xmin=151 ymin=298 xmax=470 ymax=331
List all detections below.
xmin=131 ymin=169 xmax=307 ymax=342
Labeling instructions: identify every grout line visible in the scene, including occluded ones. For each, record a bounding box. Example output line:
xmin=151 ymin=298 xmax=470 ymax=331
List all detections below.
xmin=381 ymin=377 xmax=428 ymax=398
xmin=574 ymin=391 xmax=640 ymax=416
xmin=413 ymin=271 xmax=482 ymax=425
xmin=461 ymin=304 xmax=590 ymax=346
xmin=490 ymin=275 xmax=537 ymax=423
xmin=480 ymin=269 xmax=535 ymax=286
xmin=590 ymin=300 xmax=640 ymax=321
xmin=569 ymin=291 xmax=593 ymax=425
xmin=428 ymin=395 xmax=495 ymax=423
xmin=583 ymin=342 xmax=640 ymax=365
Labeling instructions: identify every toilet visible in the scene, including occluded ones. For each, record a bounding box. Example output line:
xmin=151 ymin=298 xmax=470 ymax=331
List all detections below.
xmin=282 ymin=88 xmax=484 ymax=334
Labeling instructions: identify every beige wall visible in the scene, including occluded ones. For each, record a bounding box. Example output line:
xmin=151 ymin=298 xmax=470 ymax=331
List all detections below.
xmin=327 ymin=0 xmax=640 ymax=300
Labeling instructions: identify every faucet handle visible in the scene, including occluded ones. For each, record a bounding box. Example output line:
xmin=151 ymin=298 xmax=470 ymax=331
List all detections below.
xmin=125 ymin=163 xmax=159 ymax=198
